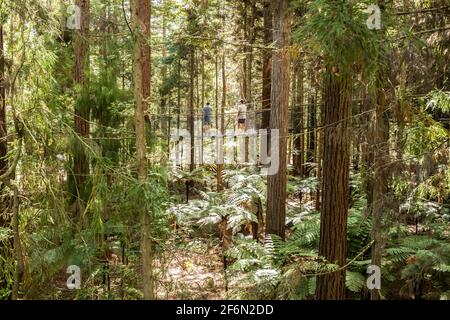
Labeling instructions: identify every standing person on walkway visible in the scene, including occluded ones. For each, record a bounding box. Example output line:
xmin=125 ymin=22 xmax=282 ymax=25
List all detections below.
xmin=203 ymin=102 xmax=212 ymax=130
xmin=237 ymin=99 xmax=247 ymax=131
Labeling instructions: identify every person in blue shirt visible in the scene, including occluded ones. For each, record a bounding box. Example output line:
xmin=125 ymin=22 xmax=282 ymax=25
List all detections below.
xmin=203 ymin=102 xmax=212 ymax=129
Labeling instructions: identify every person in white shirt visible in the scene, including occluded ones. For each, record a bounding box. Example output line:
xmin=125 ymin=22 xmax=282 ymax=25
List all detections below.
xmin=237 ymin=99 xmax=247 ymax=131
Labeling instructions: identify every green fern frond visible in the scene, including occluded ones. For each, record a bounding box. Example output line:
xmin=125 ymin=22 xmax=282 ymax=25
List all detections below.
xmin=386 ymin=247 xmax=416 ymax=263
xmin=433 ymin=264 xmax=450 ymax=273
xmin=346 ymin=271 xmax=366 ymax=293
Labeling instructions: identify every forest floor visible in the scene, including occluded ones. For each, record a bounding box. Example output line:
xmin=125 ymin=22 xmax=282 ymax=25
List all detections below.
xmin=157 ymin=234 xmax=227 ymax=300
xmin=41 ymin=234 xmax=226 ymax=300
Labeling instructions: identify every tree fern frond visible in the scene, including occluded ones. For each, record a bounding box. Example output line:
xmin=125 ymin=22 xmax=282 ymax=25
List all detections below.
xmin=386 ymin=247 xmax=416 ymax=263
xmin=346 ymin=271 xmax=366 ymax=293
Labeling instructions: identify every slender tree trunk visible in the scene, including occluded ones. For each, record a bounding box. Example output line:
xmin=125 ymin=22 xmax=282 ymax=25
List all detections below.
xmin=216 ymin=10 xmax=226 ymax=192
xmin=0 ymin=23 xmax=9 ymax=294
xmin=176 ymin=58 xmax=181 ymax=169
xmin=265 ymin=0 xmax=291 ymax=240
xmin=362 ymin=92 xmax=375 ymax=216
xmin=241 ymin=0 xmax=248 ymax=103
xmin=215 ymin=54 xmax=219 ymax=130
xmin=186 ymin=5 xmax=197 ymax=177
xmin=131 ymin=0 xmax=153 ymax=300
xmin=215 ymin=53 xmax=221 ymax=190
xmin=307 ymin=72 xmax=316 ymax=177
xmin=0 ymin=24 xmax=7 ymax=194
xmin=316 ymin=90 xmax=322 ymax=211
xmin=71 ymin=0 xmax=90 ymax=215
xmin=10 ymin=183 xmax=23 ymax=300
xmin=261 ymin=0 xmax=272 ymax=131
xmin=167 ymin=96 xmax=172 ymax=154
xmin=245 ymin=1 xmax=254 ymax=107
xmin=200 ymin=51 xmax=205 ymax=164
xmin=244 ymin=0 xmax=255 ymax=162
xmin=315 ymin=68 xmax=352 ymax=300
xmin=370 ymin=83 xmax=389 ymax=300
xmin=370 ymin=2 xmax=389 ymax=299
xmin=189 ymin=47 xmax=195 ymax=173
xmin=213 ymin=10 xmax=220 ymax=185
xmin=201 ymin=51 xmax=205 ymax=110
xmin=195 ymin=51 xmax=199 ymax=112
xmin=217 ymin=50 xmax=226 ymax=192
xmin=369 ymin=1 xmax=390 ymax=300
xmin=161 ymin=4 xmax=167 ymax=135
xmin=293 ymin=58 xmax=304 ymax=176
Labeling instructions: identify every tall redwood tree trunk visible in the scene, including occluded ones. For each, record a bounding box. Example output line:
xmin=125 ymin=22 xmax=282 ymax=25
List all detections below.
xmin=131 ymin=0 xmax=153 ymax=299
xmin=316 ymin=68 xmax=352 ymax=300
xmin=265 ymin=0 xmax=291 ymax=240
